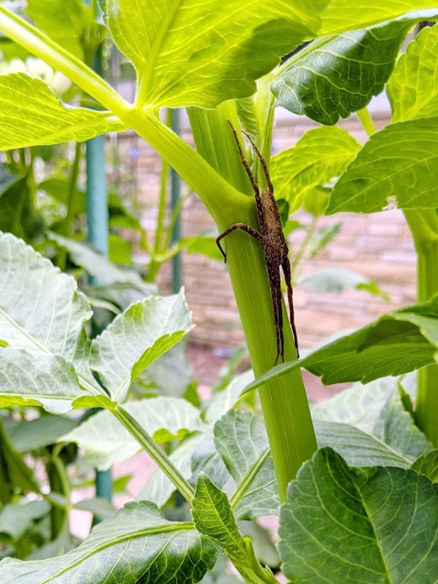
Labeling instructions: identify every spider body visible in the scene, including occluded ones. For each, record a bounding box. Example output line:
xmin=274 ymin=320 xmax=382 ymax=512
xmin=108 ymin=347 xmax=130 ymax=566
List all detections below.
xmin=216 ymin=122 xmax=299 ymax=364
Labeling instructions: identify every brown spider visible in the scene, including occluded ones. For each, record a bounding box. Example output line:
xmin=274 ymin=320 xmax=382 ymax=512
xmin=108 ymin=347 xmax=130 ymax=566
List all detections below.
xmin=216 ymin=122 xmax=299 ymax=364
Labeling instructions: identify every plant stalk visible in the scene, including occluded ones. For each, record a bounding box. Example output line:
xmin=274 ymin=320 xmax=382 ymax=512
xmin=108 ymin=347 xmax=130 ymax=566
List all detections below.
xmin=404 ymin=209 xmax=438 ymax=447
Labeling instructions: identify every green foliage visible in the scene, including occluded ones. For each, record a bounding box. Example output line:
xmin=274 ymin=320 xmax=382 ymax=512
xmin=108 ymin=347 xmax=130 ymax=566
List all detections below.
xmin=0 ymin=501 xmax=217 ymax=583
xmin=0 ymin=1 xmax=438 ymax=581
xmin=279 ymin=448 xmax=438 ymax=583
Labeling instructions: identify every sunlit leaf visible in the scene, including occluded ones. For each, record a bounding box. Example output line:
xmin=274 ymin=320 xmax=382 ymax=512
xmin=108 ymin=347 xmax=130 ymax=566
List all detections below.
xmin=270 ymin=126 xmax=360 ymax=212
xmin=90 ymin=292 xmax=194 ymax=403
xmin=103 ymin=0 xmax=329 ymax=108
xmin=327 ymin=117 xmax=438 ymax=213
xmin=388 ymin=24 xmax=438 ymax=122
xmin=319 ymin=2 xmax=438 ymax=35
xmin=0 ymin=74 xmax=126 ymax=150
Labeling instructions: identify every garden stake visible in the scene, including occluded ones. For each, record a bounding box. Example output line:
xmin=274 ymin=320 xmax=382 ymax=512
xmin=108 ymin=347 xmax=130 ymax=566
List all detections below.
xmin=216 ymin=122 xmax=299 ymax=363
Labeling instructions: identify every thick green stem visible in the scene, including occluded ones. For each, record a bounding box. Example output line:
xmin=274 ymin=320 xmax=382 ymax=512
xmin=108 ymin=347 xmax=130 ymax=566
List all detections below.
xmin=404 ymin=209 xmax=438 ymax=447
xmin=190 ymin=108 xmax=317 ymax=501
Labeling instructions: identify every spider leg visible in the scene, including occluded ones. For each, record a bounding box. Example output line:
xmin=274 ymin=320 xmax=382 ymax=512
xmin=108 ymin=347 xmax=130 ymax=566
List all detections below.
xmin=281 ymin=256 xmax=299 ymax=358
xmin=227 ymin=121 xmax=260 ymax=197
xmin=216 ymin=223 xmax=264 ymax=262
xmin=241 ymin=130 xmax=274 ymax=194
xmin=266 ymin=259 xmax=284 ymax=364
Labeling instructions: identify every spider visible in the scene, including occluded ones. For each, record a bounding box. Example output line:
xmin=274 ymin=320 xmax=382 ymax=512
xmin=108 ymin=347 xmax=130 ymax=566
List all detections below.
xmin=216 ymin=122 xmax=299 ymax=364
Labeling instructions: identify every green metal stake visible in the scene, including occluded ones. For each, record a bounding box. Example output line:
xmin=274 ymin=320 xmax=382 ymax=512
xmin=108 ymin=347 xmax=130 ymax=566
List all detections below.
xmin=170 ymin=109 xmax=182 ymax=293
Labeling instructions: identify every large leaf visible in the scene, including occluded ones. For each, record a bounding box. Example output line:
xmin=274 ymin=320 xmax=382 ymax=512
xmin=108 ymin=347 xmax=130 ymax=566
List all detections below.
xmin=0 ymin=501 xmax=217 ymax=583
xmin=327 ymin=116 xmax=438 ymax=213
xmin=244 ymin=296 xmax=438 ymax=391
xmin=0 ymin=231 xmax=91 ymax=359
xmin=192 ymin=474 xmax=277 ymax=584
xmin=214 ymin=410 xmax=279 ymax=520
xmin=62 ymin=397 xmax=205 ymax=469
xmin=0 ymin=74 xmax=126 ymax=150
xmin=103 ymin=0 xmax=329 ymax=109
xmin=270 ymin=126 xmax=360 ymax=211
xmin=6 ymin=415 xmax=77 ymax=452
xmin=279 ymin=448 xmax=438 ymax=583
xmin=319 ymin=2 xmax=438 ymax=35
xmin=90 ymin=292 xmax=194 ymax=402
xmin=412 ymin=451 xmax=438 ymax=483
xmin=272 ymin=20 xmax=410 ymax=125
xmin=388 ymin=24 xmax=438 ymax=122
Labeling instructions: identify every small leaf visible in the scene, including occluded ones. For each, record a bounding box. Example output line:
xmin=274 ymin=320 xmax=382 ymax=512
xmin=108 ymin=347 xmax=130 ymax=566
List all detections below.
xmin=279 ymin=448 xmax=438 ymax=583
xmin=272 ymin=21 xmax=409 ymax=125
xmin=214 ymin=410 xmax=279 ymax=519
xmin=103 ymin=0 xmax=328 ymax=108
xmin=270 ymin=126 xmax=360 ymax=212
xmin=62 ymin=397 xmax=205 ymax=469
xmin=319 ymin=2 xmax=438 ymax=35
xmin=411 ymin=451 xmax=438 ymax=483
xmin=327 ymin=117 xmax=438 ymax=213
xmin=0 ymin=74 xmax=126 ymax=150
xmin=90 ymin=291 xmax=194 ymax=402
xmin=388 ymin=24 xmax=438 ymax=121
xmin=192 ymin=474 xmax=277 ymax=584
xmin=0 ymin=501 xmax=217 ymax=583
xmin=300 ymin=267 xmax=389 ymax=299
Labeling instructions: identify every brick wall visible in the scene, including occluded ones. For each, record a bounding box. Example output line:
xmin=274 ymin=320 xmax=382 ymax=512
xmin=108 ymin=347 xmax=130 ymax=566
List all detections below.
xmin=117 ymin=104 xmax=417 ymax=350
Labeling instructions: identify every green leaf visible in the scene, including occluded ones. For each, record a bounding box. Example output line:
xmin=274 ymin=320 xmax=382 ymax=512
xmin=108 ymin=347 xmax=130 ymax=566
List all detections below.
xmin=0 ymin=501 xmax=217 ymax=583
xmin=315 ymin=420 xmax=412 ymax=468
xmin=6 ymin=415 xmax=77 ymax=452
xmin=103 ymin=0 xmax=328 ymax=108
xmin=25 ymin=0 xmax=100 ymax=60
xmin=205 ymin=370 xmax=254 ymax=424
xmin=0 ymin=500 xmax=51 ymax=541
xmin=388 ymin=24 xmax=438 ymax=122
xmin=0 ymin=348 xmax=83 ymax=414
xmin=327 ymin=117 xmax=438 ymax=214
xmin=90 ymin=292 xmax=194 ymax=402
xmin=412 ymin=450 xmax=438 ymax=483
xmin=270 ymin=126 xmax=360 ymax=212
xmin=72 ymin=497 xmax=115 ymax=521
xmin=272 ymin=21 xmax=409 ymax=125
xmin=49 ymin=233 xmax=152 ymax=294
xmin=300 ymin=267 xmax=389 ymax=299
xmin=0 ymin=420 xmax=40 ymax=503
xmin=62 ymin=397 xmax=205 ymax=469
xmin=319 ymin=2 xmax=438 ymax=35
xmin=0 ymin=231 xmax=91 ymax=360
xmin=279 ymin=448 xmax=438 ymax=583
xmin=192 ymin=474 xmax=277 ymax=584
xmin=0 ymin=74 xmax=126 ymax=150
xmin=214 ymin=410 xmax=279 ymax=519
xmin=372 ymin=386 xmax=433 ymax=460
xmin=312 ymin=376 xmax=402 ymax=432
xmin=244 ymin=296 xmax=438 ymax=390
